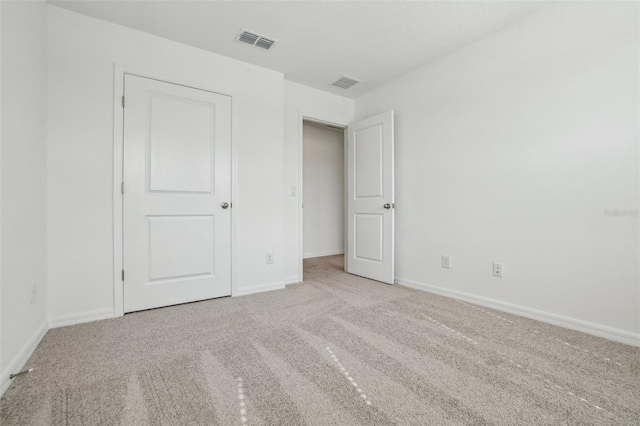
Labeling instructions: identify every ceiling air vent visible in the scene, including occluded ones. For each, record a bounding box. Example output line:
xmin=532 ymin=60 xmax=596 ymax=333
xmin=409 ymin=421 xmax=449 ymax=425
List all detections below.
xmin=236 ymin=29 xmax=277 ymax=50
xmin=331 ymin=76 xmax=360 ymax=90
xmin=255 ymin=37 xmax=276 ymax=50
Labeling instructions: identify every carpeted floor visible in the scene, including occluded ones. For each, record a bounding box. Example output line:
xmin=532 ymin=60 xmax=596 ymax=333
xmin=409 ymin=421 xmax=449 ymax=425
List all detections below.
xmin=1 ymin=255 xmax=639 ymax=425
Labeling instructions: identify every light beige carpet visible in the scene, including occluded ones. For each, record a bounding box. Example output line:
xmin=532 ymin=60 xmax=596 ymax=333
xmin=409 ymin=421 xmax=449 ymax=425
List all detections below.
xmin=1 ymin=255 xmax=639 ymax=425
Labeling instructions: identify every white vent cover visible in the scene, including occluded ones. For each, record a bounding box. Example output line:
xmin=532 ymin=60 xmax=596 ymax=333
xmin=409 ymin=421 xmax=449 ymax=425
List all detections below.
xmin=331 ymin=76 xmax=360 ymax=89
xmin=235 ymin=28 xmax=277 ymax=50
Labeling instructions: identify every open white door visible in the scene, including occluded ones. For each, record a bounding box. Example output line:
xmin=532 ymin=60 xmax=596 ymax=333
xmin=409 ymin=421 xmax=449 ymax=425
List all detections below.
xmin=123 ymin=74 xmax=232 ymax=313
xmin=346 ymin=111 xmax=394 ymax=284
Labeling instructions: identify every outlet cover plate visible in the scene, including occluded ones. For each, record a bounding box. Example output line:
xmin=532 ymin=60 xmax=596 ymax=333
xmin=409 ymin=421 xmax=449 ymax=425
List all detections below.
xmin=493 ymin=262 xmax=503 ymax=277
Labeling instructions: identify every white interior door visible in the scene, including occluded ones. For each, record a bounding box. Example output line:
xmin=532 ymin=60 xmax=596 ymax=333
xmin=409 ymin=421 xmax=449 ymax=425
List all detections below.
xmin=123 ymin=74 xmax=231 ymax=313
xmin=346 ymin=111 xmax=394 ymax=284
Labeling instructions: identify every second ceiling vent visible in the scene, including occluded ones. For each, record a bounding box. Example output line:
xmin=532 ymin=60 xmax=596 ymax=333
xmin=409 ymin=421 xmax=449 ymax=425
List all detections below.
xmin=236 ymin=28 xmax=277 ymax=50
xmin=331 ymin=76 xmax=360 ymax=90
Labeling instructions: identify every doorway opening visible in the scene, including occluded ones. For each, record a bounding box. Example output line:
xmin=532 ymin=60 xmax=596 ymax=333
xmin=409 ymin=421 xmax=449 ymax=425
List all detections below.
xmin=297 ymin=110 xmax=395 ymax=285
xmin=301 ymin=119 xmax=347 ymax=281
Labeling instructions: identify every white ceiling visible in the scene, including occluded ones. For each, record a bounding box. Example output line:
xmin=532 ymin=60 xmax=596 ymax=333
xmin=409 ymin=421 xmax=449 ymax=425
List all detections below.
xmin=49 ymin=1 xmax=546 ymax=99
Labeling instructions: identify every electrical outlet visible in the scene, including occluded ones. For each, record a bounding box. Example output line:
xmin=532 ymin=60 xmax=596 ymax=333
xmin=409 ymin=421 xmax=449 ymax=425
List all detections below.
xmin=442 ymin=255 xmax=451 ymax=269
xmin=30 ymin=282 xmax=37 ymax=305
xmin=493 ymin=262 xmax=503 ymax=278
xmin=266 ymin=253 xmax=274 ymax=264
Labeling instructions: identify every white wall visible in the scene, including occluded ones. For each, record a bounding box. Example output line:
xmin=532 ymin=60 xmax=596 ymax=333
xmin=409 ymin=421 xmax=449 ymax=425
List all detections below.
xmin=303 ymin=123 xmax=344 ymax=258
xmin=1 ymin=0 xmax=48 ymax=391
xmin=47 ymin=6 xmax=285 ymax=322
xmin=1 ymin=0 xmax=3 ymax=389
xmin=355 ymin=2 xmax=640 ymax=341
xmin=283 ymin=81 xmax=354 ymax=283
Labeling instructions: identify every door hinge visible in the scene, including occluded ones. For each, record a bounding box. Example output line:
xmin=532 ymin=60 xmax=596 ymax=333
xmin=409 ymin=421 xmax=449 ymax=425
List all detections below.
xmin=122 ymin=96 xmax=125 ymax=108
xmin=121 ymin=270 xmax=125 ymax=281
xmin=121 ymin=182 xmax=124 ymax=194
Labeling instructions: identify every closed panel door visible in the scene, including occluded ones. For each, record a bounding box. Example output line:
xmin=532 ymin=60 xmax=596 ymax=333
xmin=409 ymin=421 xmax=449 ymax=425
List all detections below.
xmin=123 ymin=74 xmax=232 ymax=313
xmin=346 ymin=111 xmax=394 ymax=284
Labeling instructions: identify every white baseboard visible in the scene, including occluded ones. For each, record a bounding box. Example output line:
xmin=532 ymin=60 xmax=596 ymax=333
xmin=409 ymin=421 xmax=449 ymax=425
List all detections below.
xmin=49 ymin=308 xmax=114 ymax=329
xmin=1 ymin=320 xmax=49 ymax=398
xmin=395 ymin=277 xmax=640 ymax=347
xmin=303 ymin=250 xmax=344 ymax=259
xmin=235 ymin=281 xmax=285 ymax=297
xmin=284 ymin=275 xmax=301 ymax=285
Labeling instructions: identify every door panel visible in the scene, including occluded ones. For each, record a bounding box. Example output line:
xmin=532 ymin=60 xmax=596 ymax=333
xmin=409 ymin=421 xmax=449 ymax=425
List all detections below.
xmin=147 ymin=215 xmax=214 ymax=281
xmin=123 ymin=74 xmax=231 ymax=313
xmin=346 ymin=111 xmax=394 ymax=284
xmin=354 ymin=126 xmax=383 ymax=198
xmin=354 ymin=214 xmax=383 ymax=262
xmin=149 ymin=95 xmax=215 ymax=193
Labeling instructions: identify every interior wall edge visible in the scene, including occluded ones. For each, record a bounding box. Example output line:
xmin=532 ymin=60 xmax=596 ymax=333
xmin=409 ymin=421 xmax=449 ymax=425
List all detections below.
xmin=48 ymin=307 xmax=114 ymax=329
xmin=1 ymin=0 xmax=48 ymax=382
xmin=234 ymin=281 xmax=285 ymax=297
xmin=0 ymin=319 xmax=48 ymax=399
xmin=284 ymin=276 xmax=301 ymax=285
xmin=396 ymin=277 xmax=640 ymax=347
xmin=303 ymin=250 xmax=345 ymax=259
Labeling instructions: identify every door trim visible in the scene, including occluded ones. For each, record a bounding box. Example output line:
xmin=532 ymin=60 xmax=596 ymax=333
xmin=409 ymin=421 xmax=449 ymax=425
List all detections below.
xmin=112 ymin=64 xmax=238 ymax=317
xmin=297 ymin=111 xmax=349 ymax=283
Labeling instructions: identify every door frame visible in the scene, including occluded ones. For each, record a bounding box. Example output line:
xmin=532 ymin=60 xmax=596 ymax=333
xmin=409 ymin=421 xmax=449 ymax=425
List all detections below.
xmin=112 ymin=64 xmax=238 ymax=317
xmin=297 ymin=111 xmax=349 ymax=282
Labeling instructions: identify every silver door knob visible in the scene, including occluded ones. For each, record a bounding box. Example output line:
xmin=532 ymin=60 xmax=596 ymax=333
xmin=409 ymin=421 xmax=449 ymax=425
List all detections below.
xmin=221 ymin=202 xmax=229 ymax=209
xmin=384 ymin=203 xmax=391 ymax=209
